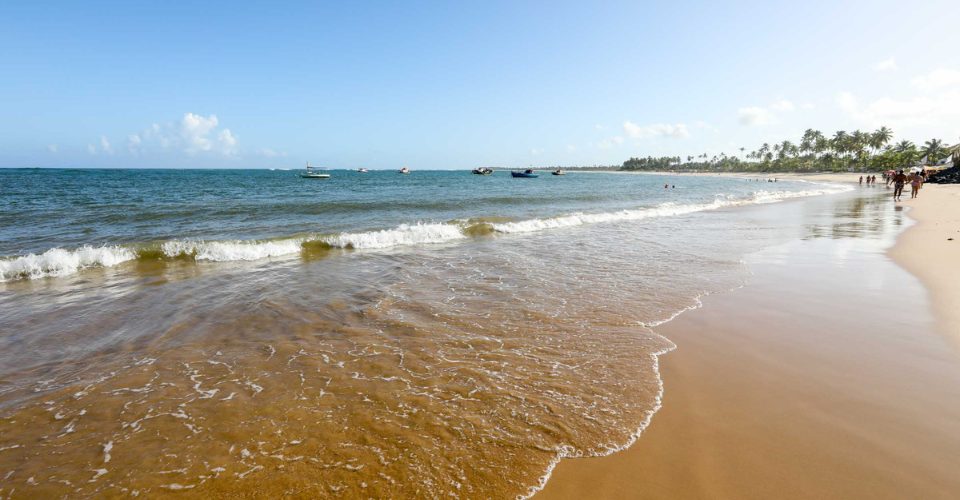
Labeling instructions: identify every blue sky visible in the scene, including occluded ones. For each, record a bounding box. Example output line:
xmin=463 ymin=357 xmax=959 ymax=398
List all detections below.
xmin=2 ymin=0 xmax=959 ymax=169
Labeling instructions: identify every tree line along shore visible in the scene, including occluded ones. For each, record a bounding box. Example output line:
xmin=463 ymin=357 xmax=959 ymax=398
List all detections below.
xmin=613 ymin=127 xmax=958 ymax=174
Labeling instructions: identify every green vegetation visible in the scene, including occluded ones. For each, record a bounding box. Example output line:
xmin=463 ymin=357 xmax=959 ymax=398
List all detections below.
xmin=620 ymin=127 xmax=955 ymax=173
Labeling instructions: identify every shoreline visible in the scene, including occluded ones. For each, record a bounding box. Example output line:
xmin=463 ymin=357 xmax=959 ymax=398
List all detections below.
xmin=890 ymin=184 xmax=960 ymax=344
xmin=539 ymin=186 xmax=960 ymax=498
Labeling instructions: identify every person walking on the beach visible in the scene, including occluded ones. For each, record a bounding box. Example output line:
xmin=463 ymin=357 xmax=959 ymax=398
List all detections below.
xmin=910 ymin=172 xmax=922 ymax=199
xmin=893 ymin=170 xmax=907 ymax=201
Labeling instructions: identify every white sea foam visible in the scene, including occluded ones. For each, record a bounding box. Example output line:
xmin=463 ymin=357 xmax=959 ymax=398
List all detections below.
xmin=493 ymin=185 xmax=851 ymax=235
xmin=1 ymin=183 xmax=851 ymax=281
xmin=0 ymin=245 xmax=136 ymax=282
xmin=320 ymin=222 xmax=467 ymax=249
xmin=491 ymin=202 xmax=722 ymax=234
xmin=161 ymin=239 xmax=304 ymax=261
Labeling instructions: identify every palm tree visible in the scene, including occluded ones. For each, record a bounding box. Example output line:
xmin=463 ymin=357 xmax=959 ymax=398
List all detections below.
xmin=800 ymin=129 xmax=818 ymax=158
xmin=850 ymin=130 xmax=871 ymax=168
xmin=870 ymin=127 xmax=892 ymax=151
xmin=832 ymin=131 xmax=849 ymax=160
xmin=923 ymin=139 xmax=944 ymax=162
xmin=814 ymin=134 xmax=829 ymax=159
xmin=894 ymin=140 xmax=917 ymax=167
xmin=894 ymin=140 xmax=915 ymax=153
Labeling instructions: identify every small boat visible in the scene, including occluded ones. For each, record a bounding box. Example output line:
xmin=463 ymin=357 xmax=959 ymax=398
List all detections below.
xmin=551 ymin=168 xmax=565 ymax=176
xmin=300 ymin=162 xmax=331 ymax=179
xmin=511 ymin=169 xmax=539 ymax=178
xmin=472 ymin=167 xmax=494 ymax=175
xmin=357 ymin=167 xmax=369 ymax=173
xmin=399 ymin=167 xmax=411 ymax=174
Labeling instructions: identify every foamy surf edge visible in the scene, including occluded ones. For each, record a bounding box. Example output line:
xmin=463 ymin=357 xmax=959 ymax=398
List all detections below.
xmin=517 ymin=338 xmax=677 ymax=500
xmin=1 ymin=185 xmax=851 ymax=282
xmin=518 ymin=283 xmax=750 ymax=499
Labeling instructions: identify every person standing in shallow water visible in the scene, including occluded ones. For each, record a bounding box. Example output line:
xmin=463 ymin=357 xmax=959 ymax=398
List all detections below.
xmin=893 ymin=170 xmax=907 ymax=201
xmin=860 ymin=176 xmax=864 ymax=185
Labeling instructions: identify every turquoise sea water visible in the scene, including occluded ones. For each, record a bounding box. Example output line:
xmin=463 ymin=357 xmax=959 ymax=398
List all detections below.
xmin=1 ymin=168 xmax=840 ymax=280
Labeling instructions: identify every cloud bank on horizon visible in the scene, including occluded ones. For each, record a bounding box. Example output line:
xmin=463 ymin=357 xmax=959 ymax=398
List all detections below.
xmin=2 ymin=0 xmax=959 ymax=168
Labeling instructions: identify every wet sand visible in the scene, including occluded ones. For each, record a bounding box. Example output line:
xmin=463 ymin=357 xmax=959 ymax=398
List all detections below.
xmin=541 ymin=187 xmax=960 ymax=499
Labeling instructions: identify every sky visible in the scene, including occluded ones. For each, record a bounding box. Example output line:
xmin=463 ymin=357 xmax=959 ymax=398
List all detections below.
xmin=2 ymin=0 xmax=959 ymax=169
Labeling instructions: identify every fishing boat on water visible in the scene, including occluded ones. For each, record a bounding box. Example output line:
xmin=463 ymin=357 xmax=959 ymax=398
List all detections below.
xmin=551 ymin=168 xmax=565 ymax=176
xmin=511 ymin=169 xmax=539 ymax=178
xmin=472 ymin=167 xmax=494 ymax=175
xmin=357 ymin=167 xmax=369 ymax=173
xmin=300 ymin=162 xmax=331 ymax=178
xmin=399 ymin=167 xmax=411 ymax=174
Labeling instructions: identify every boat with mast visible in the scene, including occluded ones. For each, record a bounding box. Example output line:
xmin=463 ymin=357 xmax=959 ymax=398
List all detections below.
xmin=300 ymin=162 xmax=331 ymax=179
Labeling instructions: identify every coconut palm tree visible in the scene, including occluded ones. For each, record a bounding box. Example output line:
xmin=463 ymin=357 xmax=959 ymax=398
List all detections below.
xmin=894 ymin=140 xmax=915 ymax=153
xmin=923 ymin=139 xmax=944 ymax=161
xmin=832 ymin=131 xmax=849 ymax=160
xmin=871 ymin=127 xmax=892 ymax=151
xmin=800 ymin=129 xmax=819 ymax=158
xmin=814 ymin=134 xmax=829 ymax=159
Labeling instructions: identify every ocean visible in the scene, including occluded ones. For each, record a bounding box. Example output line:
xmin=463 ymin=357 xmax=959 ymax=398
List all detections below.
xmin=0 ymin=168 xmax=850 ymax=497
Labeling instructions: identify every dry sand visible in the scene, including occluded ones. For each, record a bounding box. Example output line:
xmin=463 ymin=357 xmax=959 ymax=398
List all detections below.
xmin=539 ymin=186 xmax=960 ymax=499
xmin=891 ymin=184 xmax=960 ymax=342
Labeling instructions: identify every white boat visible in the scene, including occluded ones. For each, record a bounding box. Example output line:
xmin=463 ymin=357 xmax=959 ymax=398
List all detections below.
xmin=399 ymin=167 xmax=411 ymax=174
xmin=300 ymin=162 xmax=330 ymax=179
xmin=357 ymin=167 xmax=369 ymax=173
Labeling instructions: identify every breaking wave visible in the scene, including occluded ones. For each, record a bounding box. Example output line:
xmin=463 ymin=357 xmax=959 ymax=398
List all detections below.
xmin=1 ymin=185 xmax=850 ymax=282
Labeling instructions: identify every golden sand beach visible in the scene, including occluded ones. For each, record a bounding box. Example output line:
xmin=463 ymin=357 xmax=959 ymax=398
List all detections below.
xmin=541 ymin=181 xmax=960 ymax=499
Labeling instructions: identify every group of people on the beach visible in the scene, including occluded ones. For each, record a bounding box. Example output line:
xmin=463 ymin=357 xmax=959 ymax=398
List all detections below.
xmin=871 ymin=169 xmax=927 ymax=201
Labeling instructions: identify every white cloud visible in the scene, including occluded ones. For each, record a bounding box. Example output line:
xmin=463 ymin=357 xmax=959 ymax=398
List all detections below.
xmin=100 ymin=136 xmax=113 ymax=155
xmin=770 ymin=99 xmax=795 ymax=112
xmin=180 ymin=113 xmax=221 ymax=154
xmin=836 ymin=88 xmax=960 ymax=131
xmin=623 ymin=121 xmax=689 ymax=139
xmin=911 ymin=68 xmax=960 ymax=91
xmin=127 ymin=134 xmax=142 ymax=154
xmin=47 ymin=144 xmax=58 ymax=153
xmin=217 ymin=129 xmax=238 ymax=155
xmin=873 ymin=58 xmax=898 ymax=72
xmin=120 ymin=113 xmax=244 ymax=158
xmin=87 ymin=143 xmax=97 ymax=155
xmin=737 ymin=106 xmax=774 ymax=126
